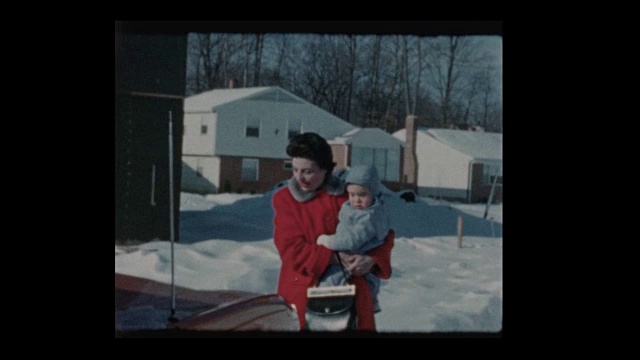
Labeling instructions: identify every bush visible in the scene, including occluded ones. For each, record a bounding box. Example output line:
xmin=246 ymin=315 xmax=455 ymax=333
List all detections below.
xmin=399 ymin=190 xmax=416 ymax=203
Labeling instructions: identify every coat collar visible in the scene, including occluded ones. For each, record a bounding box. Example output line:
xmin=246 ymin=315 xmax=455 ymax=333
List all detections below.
xmin=288 ymin=174 xmax=345 ymax=203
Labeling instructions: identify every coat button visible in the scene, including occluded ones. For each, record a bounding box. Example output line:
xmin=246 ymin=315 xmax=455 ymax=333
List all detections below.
xmin=294 ymin=277 xmax=298 ymax=281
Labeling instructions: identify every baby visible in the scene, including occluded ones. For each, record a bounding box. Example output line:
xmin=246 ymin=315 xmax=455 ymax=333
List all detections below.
xmin=317 ymin=164 xmax=390 ymax=312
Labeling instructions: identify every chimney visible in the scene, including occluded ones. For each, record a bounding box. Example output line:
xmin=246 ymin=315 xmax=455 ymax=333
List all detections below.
xmin=228 ymin=78 xmax=235 ymax=89
xmin=404 ymin=115 xmax=418 ymax=190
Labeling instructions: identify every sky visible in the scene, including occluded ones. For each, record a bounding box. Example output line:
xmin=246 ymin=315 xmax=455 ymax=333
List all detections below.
xmin=115 ymin=186 xmax=503 ymax=334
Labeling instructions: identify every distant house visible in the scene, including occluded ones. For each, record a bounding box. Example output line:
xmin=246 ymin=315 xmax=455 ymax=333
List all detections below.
xmin=181 ymin=86 xmax=406 ymax=194
xmin=329 ymin=128 xmax=406 ymax=189
xmin=393 ymin=126 xmax=502 ymax=203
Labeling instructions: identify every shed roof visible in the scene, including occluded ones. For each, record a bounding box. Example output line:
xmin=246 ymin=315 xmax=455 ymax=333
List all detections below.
xmin=329 ymin=127 xmax=406 ymax=147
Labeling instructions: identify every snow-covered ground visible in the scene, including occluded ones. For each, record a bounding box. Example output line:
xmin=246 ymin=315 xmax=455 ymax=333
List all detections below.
xmin=116 ymin=189 xmax=502 ymax=333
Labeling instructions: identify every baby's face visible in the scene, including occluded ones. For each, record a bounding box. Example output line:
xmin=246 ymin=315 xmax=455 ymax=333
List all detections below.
xmin=346 ymin=183 xmax=372 ymax=210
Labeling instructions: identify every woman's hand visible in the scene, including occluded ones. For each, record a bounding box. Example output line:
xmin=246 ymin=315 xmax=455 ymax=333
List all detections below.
xmin=337 ymin=252 xmax=375 ymax=276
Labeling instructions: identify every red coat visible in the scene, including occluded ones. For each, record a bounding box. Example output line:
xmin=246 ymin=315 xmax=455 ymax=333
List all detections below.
xmin=272 ymin=185 xmax=394 ymax=331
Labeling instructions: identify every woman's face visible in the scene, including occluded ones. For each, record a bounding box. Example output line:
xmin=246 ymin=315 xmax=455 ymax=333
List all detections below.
xmin=291 ymin=157 xmax=327 ymax=192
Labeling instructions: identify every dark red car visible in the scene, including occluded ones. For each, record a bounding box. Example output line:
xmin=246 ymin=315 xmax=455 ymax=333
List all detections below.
xmin=115 ymin=273 xmax=299 ymax=336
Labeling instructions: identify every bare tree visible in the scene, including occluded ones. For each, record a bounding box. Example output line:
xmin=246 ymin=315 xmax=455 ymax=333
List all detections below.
xmin=442 ymin=37 xmax=461 ymax=127
xmin=273 ymin=34 xmax=289 ymax=86
xmin=185 ymin=33 xmax=502 ymax=133
xmin=242 ymin=34 xmax=251 ymax=87
xmin=186 ymin=33 xmax=247 ymax=94
xmin=365 ymin=36 xmax=382 ymax=126
xmin=222 ymin=34 xmax=229 ymax=87
xmin=343 ymin=35 xmax=357 ymax=122
xmin=253 ymin=34 xmax=264 ymax=86
xmin=383 ymin=37 xmax=402 ymax=124
xmin=193 ymin=34 xmax=221 ymax=92
xmin=399 ymin=36 xmax=425 ymax=119
xmin=425 ymin=36 xmax=477 ymax=127
xmin=297 ymin=35 xmax=354 ymax=120
xmin=478 ymin=63 xmax=499 ymax=130
xmin=401 ymin=36 xmax=411 ymax=116
xmin=462 ymin=71 xmax=481 ymax=125
xmin=411 ymin=39 xmax=424 ymax=116
xmin=185 ymin=33 xmax=202 ymax=95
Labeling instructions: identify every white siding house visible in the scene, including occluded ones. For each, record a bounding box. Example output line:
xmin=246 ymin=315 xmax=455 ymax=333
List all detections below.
xmin=182 ymin=87 xmax=358 ymax=194
xmin=393 ymin=127 xmax=502 ymax=203
xmin=182 ymin=86 xmax=409 ymax=194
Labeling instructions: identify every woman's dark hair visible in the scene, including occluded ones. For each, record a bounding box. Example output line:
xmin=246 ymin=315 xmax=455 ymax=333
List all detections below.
xmin=286 ymin=132 xmax=336 ymax=173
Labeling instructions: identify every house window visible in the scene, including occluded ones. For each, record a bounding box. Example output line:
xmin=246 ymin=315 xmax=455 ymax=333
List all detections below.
xmin=283 ymin=160 xmax=292 ymax=170
xmin=246 ymin=117 xmax=260 ymax=138
xmin=200 ymin=115 xmax=208 ymax=134
xmin=483 ymin=164 xmax=503 ymax=186
xmin=350 ymin=146 xmax=398 ymax=182
xmin=242 ymin=158 xmax=259 ymax=181
xmin=288 ymin=119 xmax=302 ymax=139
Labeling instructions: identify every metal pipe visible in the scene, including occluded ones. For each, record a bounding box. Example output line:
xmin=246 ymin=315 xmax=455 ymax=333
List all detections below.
xmin=483 ymin=166 xmax=500 ymax=219
xmin=150 ymin=164 xmax=156 ymax=206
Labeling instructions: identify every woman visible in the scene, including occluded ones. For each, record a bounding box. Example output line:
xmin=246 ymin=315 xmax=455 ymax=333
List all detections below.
xmin=272 ymin=132 xmax=394 ymax=331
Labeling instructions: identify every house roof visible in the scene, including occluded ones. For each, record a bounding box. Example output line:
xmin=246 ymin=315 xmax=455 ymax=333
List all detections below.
xmin=329 ymin=128 xmax=406 ymax=147
xmin=184 ymin=87 xmax=274 ymax=112
xmin=184 ymin=86 xmax=358 ymax=159
xmin=420 ymin=128 xmax=502 ymax=161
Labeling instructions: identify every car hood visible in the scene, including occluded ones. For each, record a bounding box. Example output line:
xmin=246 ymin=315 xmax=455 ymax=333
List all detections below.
xmin=115 ymin=273 xmax=299 ymax=334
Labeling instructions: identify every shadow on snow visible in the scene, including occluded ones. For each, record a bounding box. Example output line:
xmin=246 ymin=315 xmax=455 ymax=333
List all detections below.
xmin=179 ymin=191 xmax=502 ymax=245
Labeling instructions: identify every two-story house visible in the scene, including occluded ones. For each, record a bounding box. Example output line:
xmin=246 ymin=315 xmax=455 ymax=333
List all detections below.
xmin=182 ymin=86 xmax=407 ymax=194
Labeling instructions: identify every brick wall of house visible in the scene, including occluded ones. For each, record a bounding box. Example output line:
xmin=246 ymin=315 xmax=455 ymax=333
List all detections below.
xmin=219 ymin=156 xmax=291 ymax=194
xmin=331 ymin=144 xmax=349 ymax=171
xmin=226 ymin=143 xmax=412 ymax=196
xmin=470 ymin=163 xmax=503 ymax=203
xmin=383 ymin=181 xmax=414 ymax=193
